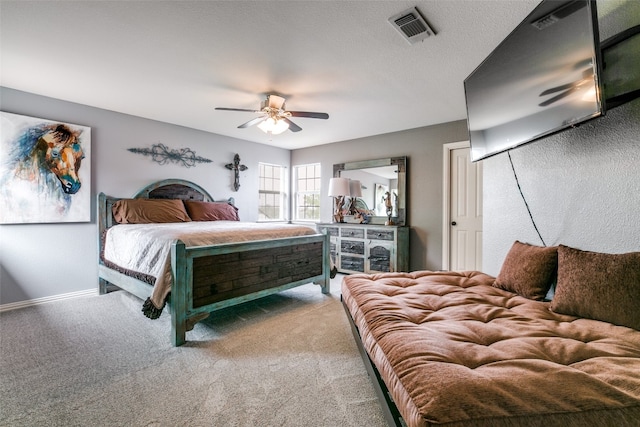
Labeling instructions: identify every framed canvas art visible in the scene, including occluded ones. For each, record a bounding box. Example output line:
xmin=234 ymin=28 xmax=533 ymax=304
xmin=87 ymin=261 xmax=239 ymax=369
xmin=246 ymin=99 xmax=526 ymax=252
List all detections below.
xmin=0 ymin=112 xmax=91 ymax=224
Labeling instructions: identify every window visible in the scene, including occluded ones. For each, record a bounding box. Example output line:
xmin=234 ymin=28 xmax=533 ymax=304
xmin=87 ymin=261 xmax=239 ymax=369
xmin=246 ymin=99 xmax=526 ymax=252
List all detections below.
xmin=294 ymin=163 xmax=321 ymax=221
xmin=258 ymin=163 xmax=284 ymax=221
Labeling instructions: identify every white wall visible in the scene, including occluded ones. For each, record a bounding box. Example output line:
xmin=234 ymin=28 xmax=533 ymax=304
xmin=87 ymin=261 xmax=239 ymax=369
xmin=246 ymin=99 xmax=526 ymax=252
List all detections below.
xmin=482 ymin=0 xmax=640 ymax=275
xmin=0 ymin=88 xmax=290 ymax=305
xmin=483 ymin=99 xmax=640 ymax=275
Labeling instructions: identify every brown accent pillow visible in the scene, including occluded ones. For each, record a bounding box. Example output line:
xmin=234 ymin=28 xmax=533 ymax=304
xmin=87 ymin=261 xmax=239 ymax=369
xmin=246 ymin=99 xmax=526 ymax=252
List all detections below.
xmin=493 ymin=241 xmax=558 ymax=300
xmin=550 ymin=245 xmax=640 ymax=330
xmin=183 ymin=200 xmax=239 ymax=221
xmin=112 ymin=198 xmax=191 ymax=224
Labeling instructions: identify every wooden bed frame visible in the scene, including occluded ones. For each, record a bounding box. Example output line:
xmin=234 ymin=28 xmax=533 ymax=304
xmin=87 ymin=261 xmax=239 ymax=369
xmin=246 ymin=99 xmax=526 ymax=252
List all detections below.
xmin=98 ymin=178 xmax=330 ymax=346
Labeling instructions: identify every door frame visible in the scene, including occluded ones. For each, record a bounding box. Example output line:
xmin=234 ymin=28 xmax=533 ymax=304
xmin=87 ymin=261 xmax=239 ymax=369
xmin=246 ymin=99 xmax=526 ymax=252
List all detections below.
xmin=442 ymin=140 xmax=470 ymax=270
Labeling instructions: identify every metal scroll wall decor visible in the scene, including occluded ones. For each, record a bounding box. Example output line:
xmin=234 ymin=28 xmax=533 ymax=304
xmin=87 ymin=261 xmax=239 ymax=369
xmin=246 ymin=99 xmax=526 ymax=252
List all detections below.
xmin=127 ymin=143 xmax=212 ymax=168
xmin=225 ymin=153 xmax=248 ymax=192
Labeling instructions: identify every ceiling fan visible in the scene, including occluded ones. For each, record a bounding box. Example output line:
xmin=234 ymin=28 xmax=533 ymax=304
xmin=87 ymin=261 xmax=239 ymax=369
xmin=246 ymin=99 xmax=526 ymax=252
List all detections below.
xmin=538 ymin=59 xmax=595 ymax=107
xmin=215 ymin=95 xmax=329 ymax=134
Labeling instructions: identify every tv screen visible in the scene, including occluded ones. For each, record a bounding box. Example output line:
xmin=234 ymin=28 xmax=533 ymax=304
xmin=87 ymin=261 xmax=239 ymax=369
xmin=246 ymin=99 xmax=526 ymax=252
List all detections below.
xmin=464 ymin=0 xmax=604 ymax=162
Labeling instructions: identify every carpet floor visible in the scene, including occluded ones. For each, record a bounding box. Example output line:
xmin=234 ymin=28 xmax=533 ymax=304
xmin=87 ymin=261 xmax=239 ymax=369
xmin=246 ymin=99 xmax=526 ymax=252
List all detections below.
xmin=0 ymin=275 xmax=386 ymax=426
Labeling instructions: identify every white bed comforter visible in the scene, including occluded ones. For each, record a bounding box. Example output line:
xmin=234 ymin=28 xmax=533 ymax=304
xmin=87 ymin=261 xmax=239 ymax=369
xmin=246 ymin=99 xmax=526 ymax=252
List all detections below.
xmin=103 ymin=221 xmax=317 ymax=310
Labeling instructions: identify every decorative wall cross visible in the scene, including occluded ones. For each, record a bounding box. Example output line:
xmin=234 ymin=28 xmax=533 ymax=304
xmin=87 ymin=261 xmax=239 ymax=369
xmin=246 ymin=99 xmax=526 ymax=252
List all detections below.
xmin=225 ymin=153 xmax=248 ymax=192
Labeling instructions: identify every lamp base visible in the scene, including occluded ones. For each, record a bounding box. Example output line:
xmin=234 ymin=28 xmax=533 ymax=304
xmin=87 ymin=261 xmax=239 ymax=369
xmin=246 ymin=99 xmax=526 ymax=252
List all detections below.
xmin=333 ymin=195 xmax=346 ymax=223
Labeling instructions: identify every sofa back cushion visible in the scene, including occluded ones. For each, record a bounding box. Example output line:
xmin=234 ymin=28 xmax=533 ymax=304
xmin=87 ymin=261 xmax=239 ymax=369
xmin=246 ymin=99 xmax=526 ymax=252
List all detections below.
xmin=551 ymin=245 xmax=640 ymax=330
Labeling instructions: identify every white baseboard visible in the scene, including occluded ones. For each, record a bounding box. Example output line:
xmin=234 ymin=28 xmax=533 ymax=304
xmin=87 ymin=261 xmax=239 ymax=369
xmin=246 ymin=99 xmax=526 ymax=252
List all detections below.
xmin=0 ymin=289 xmax=97 ymax=313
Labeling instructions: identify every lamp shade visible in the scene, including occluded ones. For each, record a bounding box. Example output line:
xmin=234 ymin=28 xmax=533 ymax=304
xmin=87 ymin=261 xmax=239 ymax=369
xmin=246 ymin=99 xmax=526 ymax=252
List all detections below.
xmin=349 ymin=179 xmax=362 ymax=198
xmin=328 ymin=177 xmax=350 ymax=197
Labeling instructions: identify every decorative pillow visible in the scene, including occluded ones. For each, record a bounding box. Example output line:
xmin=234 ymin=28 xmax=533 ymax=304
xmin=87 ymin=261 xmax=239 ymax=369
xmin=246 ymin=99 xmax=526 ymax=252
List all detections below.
xmin=183 ymin=200 xmax=239 ymax=221
xmin=493 ymin=241 xmax=558 ymax=300
xmin=112 ymin=198 xmax=191 ymax=224
xmin=550 ymin=245 xmax=640 ymax=330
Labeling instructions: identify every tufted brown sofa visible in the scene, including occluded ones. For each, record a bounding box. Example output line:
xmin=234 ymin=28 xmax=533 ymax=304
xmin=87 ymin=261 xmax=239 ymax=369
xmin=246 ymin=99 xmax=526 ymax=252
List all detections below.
xmin=342 ymin=270 xmax=640 ymax=427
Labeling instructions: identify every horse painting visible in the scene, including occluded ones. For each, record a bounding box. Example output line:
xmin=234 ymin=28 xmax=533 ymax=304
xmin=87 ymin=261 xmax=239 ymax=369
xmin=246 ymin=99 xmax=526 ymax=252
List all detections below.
xmin=1 ymin=113 xmax=91 ymax=224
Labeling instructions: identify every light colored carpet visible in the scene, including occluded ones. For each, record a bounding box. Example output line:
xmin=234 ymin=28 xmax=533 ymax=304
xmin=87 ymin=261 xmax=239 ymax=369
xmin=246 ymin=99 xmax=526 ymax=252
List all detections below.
xmin=0 ymin=275 xmax=386 ymax=426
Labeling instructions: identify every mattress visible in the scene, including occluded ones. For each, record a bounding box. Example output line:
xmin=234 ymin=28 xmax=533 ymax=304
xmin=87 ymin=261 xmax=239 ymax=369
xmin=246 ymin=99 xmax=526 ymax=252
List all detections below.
xmin=342 ymin=271 xmax=640 ymax=427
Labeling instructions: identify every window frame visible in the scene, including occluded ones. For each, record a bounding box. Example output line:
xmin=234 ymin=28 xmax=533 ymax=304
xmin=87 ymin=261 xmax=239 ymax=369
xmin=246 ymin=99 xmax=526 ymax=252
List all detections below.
xmin=258 ymin=162 xmax=285 ymax=222
xmin=293 ymin=163 xmax=322 ymax=222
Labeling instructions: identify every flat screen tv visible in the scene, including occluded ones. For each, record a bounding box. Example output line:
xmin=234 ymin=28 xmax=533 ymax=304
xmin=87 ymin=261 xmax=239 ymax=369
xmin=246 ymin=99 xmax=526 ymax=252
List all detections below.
xmin=464 ymin=0 xmax=605 ymax=162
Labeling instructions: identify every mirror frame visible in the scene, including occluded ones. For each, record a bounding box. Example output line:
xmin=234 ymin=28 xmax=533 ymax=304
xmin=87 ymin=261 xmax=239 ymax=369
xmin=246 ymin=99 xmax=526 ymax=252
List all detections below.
xmin=333 ymin=156 xmax=407 ymax=226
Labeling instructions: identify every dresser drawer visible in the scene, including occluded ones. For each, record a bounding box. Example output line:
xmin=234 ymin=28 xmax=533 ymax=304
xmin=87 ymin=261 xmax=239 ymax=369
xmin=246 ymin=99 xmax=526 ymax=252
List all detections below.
xmin=340 ymin=256 xmax=365 ymax=272
xmin=329 ymin=241 xmax=337 ymax=257
xmin=319 ymin=226 xmax=339 ymax=237
xmin=341 ymin=227 xmax=364 ymax=238
xmin=367 ymin=229 xmax=395 ymax=241
xmin=341 ymin=240 xmax=365 ymax=255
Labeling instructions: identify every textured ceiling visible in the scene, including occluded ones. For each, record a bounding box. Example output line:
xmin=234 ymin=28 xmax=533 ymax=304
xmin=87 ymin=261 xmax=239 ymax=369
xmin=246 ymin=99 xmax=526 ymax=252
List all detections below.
xmin=2 ymin=0 xmax=546 ymax=149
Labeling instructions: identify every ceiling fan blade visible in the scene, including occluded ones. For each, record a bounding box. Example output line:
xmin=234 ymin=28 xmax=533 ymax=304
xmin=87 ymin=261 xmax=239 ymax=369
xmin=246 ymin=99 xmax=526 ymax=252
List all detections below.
xmin=538 ymin=86 xmax=579 ymax=107
xmin=283 ymin=118 xmax=302 ymax=132
xmin=288 ymin=111 xmax=329 ymax=119
xmin=215 ymin=107 xmax=261 ymax=113
xmin=238 ymin=116 xmax=266 ymax=129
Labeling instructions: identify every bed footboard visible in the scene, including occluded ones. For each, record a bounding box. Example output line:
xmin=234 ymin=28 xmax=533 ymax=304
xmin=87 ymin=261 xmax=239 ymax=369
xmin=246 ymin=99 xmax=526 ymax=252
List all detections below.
xmin=170 ymin=233 xmax=330 ymax=346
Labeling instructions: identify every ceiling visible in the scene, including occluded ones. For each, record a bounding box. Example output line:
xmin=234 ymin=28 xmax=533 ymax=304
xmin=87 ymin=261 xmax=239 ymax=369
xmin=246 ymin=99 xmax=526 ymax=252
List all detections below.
xmin=1 ymin=0 xmax=549 ymax=150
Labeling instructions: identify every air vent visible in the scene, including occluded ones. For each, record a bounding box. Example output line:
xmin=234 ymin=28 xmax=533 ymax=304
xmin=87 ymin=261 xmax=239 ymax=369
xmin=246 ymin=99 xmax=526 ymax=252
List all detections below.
xmin=531 ymin=0 xmax=586 ymax=30
xmin=389 ymin=7 xmax=435 ymax=45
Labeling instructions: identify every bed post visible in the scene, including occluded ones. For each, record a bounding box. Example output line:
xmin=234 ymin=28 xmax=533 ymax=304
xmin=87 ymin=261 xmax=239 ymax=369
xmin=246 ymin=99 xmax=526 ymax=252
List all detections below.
xmin=321 ymin=232 xmax=331 ymax=294
xmin=98 ymin=193 xmax=109 ymax=295
xmin=170 ymin=240 xmax=188 ymax=347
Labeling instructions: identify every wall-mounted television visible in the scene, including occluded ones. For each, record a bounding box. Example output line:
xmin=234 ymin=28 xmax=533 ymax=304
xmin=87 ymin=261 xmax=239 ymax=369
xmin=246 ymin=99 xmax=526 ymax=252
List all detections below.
xmin=464 ymin=0 xmax=605 ymax=162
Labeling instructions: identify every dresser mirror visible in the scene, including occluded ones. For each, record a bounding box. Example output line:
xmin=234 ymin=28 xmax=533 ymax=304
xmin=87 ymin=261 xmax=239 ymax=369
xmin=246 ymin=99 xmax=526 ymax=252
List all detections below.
xmin=334 ymin=156 xmax=406 ymax=226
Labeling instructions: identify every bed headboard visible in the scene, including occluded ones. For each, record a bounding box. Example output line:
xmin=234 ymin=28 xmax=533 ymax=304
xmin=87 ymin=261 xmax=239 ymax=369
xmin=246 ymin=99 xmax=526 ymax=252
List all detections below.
xmin=98 ymin=179 xmax=235 ymax=233
xmin=133 ymin=179 xmax=215 ymax=201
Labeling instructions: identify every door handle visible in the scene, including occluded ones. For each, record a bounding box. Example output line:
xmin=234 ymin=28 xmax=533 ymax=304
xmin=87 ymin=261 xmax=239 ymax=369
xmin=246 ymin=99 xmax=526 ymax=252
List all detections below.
xmin=451 ymin=221 xmax=457 ymax=226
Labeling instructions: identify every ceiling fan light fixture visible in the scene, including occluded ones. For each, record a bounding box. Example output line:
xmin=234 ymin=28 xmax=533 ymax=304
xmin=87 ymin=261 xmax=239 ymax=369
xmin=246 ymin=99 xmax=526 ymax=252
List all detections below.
xmin=267 ymin=95 xmax=286 ymax=110
xmin=216 ymin=94 xmax=327 ymax=134
xmin=258 ymin=117 xmax=289 ymax=135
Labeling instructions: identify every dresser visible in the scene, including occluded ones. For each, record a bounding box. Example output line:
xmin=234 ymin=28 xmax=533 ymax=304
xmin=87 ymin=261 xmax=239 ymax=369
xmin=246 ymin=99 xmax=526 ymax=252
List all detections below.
xmin=317 ymin=223 xmax=409 ymax=274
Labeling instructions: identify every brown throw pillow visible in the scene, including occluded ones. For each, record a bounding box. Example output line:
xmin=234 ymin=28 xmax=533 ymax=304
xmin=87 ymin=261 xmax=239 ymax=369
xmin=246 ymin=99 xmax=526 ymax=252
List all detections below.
xmin=112 ymin=198 xmax=191 ymax=224
xmin=550 ymin=245 xmax=640 ymax=330
xmin=183 ymin=200 xmax=239 ymax=221
xmin=493 ymin=241 xmax=558 ymax=300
